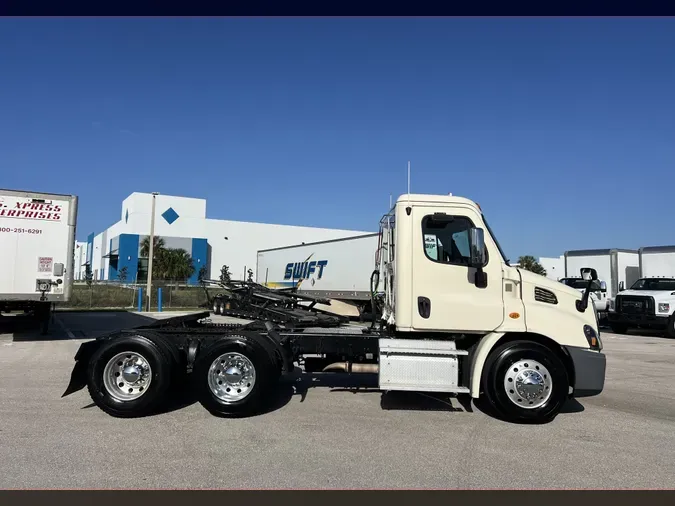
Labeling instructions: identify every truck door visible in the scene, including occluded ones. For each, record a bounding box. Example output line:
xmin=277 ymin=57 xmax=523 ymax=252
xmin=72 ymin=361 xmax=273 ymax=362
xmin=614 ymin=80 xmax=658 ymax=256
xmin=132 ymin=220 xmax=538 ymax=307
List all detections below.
xmin=411 ymin=206 xmax=504 ymax=333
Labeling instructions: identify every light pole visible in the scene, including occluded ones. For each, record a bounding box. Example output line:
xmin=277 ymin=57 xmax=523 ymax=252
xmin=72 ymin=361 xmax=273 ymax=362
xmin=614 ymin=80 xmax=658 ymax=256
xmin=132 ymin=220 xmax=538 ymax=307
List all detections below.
xmin=145 ymin=192 xmax=159 ymax=311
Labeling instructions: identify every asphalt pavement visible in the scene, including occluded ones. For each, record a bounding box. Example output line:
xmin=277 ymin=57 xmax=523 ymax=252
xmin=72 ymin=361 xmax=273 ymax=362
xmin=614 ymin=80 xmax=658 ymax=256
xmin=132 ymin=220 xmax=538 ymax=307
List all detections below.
xmin=1 ymin=311 xmax=674 ymax=489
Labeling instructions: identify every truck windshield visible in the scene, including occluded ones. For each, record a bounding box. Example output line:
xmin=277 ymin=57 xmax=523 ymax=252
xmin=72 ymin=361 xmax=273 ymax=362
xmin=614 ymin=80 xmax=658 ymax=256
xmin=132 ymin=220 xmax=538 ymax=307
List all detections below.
xmin=482 ymin=215 xmax=510 ymax=266
xmin=629 ymin=278 xmax=675 ymax=291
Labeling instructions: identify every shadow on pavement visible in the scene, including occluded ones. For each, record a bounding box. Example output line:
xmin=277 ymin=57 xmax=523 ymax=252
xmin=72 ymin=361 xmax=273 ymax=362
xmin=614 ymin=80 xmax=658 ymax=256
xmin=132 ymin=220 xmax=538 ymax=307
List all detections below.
xmin=0 ymin=312 xmax=64 ymax=342
xmin=472 ymin=395 xmax=587 ymax=425
xmin=265 ymin=370 xmax=474 ymax=416
xmin=561 ymin=398 xmax=586 ymax=414
xmin=74 ymin=368 xmax=587 ymax=422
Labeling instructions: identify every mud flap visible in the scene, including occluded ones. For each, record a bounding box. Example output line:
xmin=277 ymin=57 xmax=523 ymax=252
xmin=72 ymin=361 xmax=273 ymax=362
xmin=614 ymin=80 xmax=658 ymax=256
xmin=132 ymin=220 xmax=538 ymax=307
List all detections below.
xmin=61 ymin=340 xmax=103 ymax=397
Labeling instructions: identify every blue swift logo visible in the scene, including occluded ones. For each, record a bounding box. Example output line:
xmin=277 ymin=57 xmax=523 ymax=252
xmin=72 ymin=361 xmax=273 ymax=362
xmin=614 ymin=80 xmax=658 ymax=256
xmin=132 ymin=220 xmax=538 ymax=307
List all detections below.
xmin=284 ymin=260 xmax=328 ymax=280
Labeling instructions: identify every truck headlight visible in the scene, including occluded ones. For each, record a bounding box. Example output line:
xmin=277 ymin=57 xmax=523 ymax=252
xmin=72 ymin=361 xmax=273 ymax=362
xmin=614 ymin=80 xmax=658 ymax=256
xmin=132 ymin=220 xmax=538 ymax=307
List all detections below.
xmin=658 ymin=303 xmax=670 ymax=313
xmin=583 ymin=324 xmax=602 ymax=351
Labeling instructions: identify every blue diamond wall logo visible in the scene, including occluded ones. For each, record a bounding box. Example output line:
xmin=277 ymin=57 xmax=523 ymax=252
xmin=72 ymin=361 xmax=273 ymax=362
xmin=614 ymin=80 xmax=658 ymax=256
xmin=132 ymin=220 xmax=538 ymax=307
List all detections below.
xmin=161 ymin=207 xmax=180 ymax=225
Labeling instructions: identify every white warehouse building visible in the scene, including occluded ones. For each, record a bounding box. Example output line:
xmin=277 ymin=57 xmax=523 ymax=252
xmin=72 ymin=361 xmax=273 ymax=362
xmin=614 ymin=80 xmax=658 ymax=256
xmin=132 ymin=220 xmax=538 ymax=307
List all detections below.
xmin=74 ymin=192 xmax=372 ymax=284
xmin=539 ymin=255 xmax=565 ymax=281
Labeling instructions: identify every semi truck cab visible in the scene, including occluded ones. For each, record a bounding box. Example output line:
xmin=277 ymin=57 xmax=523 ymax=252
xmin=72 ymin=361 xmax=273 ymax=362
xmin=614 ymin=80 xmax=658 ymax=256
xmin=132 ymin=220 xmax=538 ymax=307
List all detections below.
xmin=375 ymin=194 xmax=606 ymax=420
xmin=64 ymin=192 xmax=607 ymax=425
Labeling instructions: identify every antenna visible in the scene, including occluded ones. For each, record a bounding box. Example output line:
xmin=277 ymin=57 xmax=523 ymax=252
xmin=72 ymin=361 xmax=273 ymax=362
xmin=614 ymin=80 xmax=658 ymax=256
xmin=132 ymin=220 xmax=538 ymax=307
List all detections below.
xmin=407 ymin=160 xmax=411 ymax=206
xmin=407 ymin=161 xmax=411 ymax=195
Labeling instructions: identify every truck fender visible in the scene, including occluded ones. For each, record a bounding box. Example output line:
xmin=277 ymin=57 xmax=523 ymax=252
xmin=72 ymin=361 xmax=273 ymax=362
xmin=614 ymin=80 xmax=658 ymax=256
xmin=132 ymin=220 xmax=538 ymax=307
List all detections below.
xmin=468 ymin=332 xmax=505 ymax=398
xmin=61 ymin=339 xmax=104 ymax=398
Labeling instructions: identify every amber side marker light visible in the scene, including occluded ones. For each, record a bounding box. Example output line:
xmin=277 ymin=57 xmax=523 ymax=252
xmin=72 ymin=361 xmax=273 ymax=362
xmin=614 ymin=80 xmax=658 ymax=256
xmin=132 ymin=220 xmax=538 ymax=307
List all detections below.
xmin=509 ymin=312 xmax=520 ymax=319
xmin=583 ymin=324 xmax=602 ymax=351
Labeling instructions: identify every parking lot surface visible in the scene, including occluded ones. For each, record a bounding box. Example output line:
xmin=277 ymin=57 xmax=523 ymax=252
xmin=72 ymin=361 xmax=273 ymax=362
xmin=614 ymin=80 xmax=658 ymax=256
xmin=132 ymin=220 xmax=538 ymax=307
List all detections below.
xmin=1 ymin=311 xmax=674 ymax=489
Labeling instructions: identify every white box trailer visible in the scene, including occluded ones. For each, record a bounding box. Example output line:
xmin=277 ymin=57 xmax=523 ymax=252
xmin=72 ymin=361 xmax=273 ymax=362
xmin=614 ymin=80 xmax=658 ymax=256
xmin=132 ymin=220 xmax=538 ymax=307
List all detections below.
xmin=256 ymin=233 xmax=379 ymax=317
xmin=638 ymin=245 xmax=675 ymax=279
xmin=0 ymin=188 xmax=78 ymax=328
xmin=564 ymin=248 xmax=640 ymax=301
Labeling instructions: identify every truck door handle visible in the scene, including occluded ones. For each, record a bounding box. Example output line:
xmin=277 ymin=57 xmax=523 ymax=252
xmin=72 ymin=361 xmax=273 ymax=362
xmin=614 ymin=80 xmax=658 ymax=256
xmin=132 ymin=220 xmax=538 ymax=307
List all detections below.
xmin=418 ymin=296 xmax=431 ymax=319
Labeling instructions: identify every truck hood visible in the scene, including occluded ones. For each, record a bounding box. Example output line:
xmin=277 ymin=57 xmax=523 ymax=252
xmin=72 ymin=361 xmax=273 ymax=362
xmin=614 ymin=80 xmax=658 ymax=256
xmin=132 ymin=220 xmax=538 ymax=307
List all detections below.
xmin=514 ymin=267 xmax=599 ymax=335
xmin=517 ymin=268 xmax=582 ymax=299
xmin=617 ymin=289 xmax=675 ymax=301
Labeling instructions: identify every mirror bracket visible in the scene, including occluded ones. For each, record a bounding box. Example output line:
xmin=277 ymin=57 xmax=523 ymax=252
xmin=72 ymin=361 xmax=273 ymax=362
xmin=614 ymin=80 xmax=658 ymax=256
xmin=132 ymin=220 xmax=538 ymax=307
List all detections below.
xmin=577 ymin=267 xmax=598 ymax=313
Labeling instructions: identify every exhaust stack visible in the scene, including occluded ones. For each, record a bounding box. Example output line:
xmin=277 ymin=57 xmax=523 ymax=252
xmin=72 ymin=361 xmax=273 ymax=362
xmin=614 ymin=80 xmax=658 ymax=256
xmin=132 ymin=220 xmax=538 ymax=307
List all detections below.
xmin=322 ymin=362 xmax=379 ymax=374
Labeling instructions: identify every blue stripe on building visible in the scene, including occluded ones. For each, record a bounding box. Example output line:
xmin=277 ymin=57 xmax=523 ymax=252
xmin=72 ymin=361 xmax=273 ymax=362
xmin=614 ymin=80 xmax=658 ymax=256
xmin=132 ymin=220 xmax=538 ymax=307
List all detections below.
xmin=189 ymin=238 xmax=208 ymax=285
xmin=108 ymin=238 xmax=118 ymax=281
xmin=118 ymin=234 xmax=140 ymax=283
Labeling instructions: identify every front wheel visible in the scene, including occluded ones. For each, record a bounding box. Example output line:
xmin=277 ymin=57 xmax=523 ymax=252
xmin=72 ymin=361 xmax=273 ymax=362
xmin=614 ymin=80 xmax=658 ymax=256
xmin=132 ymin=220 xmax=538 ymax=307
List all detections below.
xmin=665 ymin=316 xmax=675 ymax=339
xmin=192 ymin=335 xmax=277 ymax=417
xmin=482 ymin=340 xmax=569 ymax=424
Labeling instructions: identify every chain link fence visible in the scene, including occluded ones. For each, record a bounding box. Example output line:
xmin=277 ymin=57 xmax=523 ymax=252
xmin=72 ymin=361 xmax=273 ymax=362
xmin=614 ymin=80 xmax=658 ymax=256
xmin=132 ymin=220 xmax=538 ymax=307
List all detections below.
xmin=66 ymin=280 xmax=224 ymax=310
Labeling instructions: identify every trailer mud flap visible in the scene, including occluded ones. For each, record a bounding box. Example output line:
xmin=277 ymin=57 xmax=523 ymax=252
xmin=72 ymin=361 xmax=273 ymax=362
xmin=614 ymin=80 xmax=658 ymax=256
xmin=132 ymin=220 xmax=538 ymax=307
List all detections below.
xmin=61 ymin=340 xmax=103 ymax=397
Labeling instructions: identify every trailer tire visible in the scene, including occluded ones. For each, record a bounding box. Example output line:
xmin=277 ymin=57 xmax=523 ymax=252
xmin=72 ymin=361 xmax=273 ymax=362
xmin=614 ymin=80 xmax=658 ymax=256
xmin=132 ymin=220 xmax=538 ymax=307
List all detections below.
xmin=86 ymin=334 xmax=173 ymax=418
xmin=192 ymin=335 xmax=277 ymax=417
xmin=481 ymin=340 xmax=569 ymax=424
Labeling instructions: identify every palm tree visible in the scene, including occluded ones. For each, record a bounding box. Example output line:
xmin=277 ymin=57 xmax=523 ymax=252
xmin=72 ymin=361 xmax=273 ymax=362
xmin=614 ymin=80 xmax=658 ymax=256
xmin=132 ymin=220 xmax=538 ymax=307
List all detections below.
xmin=517 ymin=255 xmax=547 ymax=276
xmin=140 ymin=236 xmax=166 ymax=258
xmin=162 ymin=248 xmax=195 ymax=284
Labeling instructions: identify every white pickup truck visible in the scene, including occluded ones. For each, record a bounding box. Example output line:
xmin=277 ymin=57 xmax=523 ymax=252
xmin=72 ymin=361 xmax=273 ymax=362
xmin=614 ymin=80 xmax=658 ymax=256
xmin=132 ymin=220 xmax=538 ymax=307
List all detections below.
xmin=607 ymin=277 xmax=675 ymax=337
xmin=559 ymin=277 xmax=609 ymax=318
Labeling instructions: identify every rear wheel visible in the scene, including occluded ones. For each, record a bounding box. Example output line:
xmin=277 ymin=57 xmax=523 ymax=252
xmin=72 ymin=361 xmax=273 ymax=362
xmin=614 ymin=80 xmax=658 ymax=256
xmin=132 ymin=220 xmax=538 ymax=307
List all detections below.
xmin=132 ymin=330 xmax=186 ymax=384
xmin=192 ymin=335 xmax=277 ymax=417
xmin=86 ymin=334 xmax=173 ymax=418
xmin=482 ymin=340 xmax=569 ymax=424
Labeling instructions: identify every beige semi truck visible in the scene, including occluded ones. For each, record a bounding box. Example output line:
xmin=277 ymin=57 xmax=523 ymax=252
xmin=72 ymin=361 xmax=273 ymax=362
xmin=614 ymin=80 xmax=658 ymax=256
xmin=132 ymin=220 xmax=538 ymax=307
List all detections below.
xmin=63 ymin=192 xmax=606 ymax=424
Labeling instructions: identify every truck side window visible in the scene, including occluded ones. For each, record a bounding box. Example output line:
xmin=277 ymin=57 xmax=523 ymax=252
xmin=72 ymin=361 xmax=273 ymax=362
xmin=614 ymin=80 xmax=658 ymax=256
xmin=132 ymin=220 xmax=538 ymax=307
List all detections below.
xmin=422 ymin=215 xmax=481 ymax=266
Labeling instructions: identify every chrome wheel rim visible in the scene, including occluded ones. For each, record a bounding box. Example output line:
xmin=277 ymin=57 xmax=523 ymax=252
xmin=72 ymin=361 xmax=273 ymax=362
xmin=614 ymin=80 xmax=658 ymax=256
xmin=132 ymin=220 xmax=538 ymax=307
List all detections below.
xmin=207 ymin=352 xmax=256 ymax=403
xmin=503 ymin=359 xmax=552 ymax=409
xmin=103 ymin=351 xmax=152 ymax=401
xmin=213 ymin=300 xmax=218 ymax=313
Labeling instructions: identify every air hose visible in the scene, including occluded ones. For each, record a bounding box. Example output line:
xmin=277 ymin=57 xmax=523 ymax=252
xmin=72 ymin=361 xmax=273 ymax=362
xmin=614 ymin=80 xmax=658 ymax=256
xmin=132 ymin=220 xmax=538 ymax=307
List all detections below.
xmin=369 ymin=269 xmax=380 ymax=330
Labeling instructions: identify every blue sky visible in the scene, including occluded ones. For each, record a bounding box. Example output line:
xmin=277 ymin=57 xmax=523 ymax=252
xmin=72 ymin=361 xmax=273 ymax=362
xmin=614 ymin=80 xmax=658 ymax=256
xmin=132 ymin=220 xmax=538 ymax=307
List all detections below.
xmin=1 ymin=17 xmax=674 ymax=261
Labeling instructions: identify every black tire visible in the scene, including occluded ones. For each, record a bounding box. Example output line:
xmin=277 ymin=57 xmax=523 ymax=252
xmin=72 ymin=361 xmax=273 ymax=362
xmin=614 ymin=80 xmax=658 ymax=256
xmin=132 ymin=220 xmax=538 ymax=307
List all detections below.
xmin=481 ymin=340 xmax=569 ymax=424
xmin=86 ymin=334 xmax=174 ymax=418
xmin=244 ymin=330 xmax=284 ymax=379
xmin=609 ymin=323 xmax=628 ymax=334
xmin=134 ymin=330 xmax=186 ymax=384
xmin=192 ymin=334 xmax=277 ymax=417
xmin=665 ymin=316 xmax=675 ymax=339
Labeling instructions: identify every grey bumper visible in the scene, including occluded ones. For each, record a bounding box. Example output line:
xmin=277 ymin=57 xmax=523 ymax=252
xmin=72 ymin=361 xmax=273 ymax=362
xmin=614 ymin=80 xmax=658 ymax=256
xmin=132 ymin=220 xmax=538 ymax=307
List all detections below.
xmin=564 ymin=346 xmax=606 ymax=398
